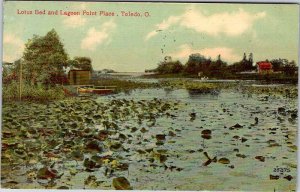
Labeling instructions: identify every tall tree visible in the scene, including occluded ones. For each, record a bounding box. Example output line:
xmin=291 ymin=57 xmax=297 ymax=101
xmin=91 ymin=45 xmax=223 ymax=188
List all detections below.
xmin=248 ymin=53 xmax=253 ymax=64
xmin=243 ymin=53 xmax=247 ymax=61
xmin=22 ymin=29 xmax=68 ymax=85
xmin=73 ymin=57 xmax=93 ymax=71
xmin=156 ymin=60 xmax=183 ymax=74
xmin=270 ymin=58 xmax=288 ymax=71
xmin=185 ymin=53 xmax=207 ymax=74
xmin=283 ymin=60 xmax=297 ymax=75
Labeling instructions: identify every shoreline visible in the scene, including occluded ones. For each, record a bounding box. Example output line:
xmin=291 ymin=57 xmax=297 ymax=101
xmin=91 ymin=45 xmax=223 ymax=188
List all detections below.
xmin=3 ymin=78 xmax=298 ymax=103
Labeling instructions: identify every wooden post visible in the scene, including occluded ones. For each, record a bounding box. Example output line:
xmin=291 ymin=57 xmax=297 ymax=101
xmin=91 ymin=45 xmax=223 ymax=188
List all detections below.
xmin=19 ymin=62 xmax=22 ymax=101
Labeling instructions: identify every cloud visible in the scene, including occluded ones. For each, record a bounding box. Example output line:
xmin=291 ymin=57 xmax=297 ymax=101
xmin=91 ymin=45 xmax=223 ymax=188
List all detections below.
xmin=145 ymin=31 xmax=158 ymax=41
xmin=181 ymin=8 xmax=266 ymax=36
xmin=145 ymin=16 xmax=180 ymax=40
xmin=169 ymin=44 xmax=240 ymax=62
xmin=146 ymin=7 xmax=266 ymax=40
xmin=157 ymin=16 xmax=181 ymax=30
xmin=3 ymin=34 xmax=24 ymax=62
xmin=81 ymin=20 xmax=116 ymax=50
xmin=63 ymin=16 xmax=87 ymax=28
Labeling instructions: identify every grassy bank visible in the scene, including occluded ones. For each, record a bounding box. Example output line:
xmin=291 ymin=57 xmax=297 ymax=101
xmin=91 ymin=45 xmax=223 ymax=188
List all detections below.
xmin=143 ymin=73 xmax=193 ymax=79
xmin=143 ymin=73 xmax=298 ymax=84
xmin=3 ymin=81 xmax=66 ymax=103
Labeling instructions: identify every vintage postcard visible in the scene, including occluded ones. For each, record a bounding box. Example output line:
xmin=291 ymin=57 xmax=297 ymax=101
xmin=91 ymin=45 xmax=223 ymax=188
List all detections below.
xmin=1 ymin=1 xmax=299 ymax=191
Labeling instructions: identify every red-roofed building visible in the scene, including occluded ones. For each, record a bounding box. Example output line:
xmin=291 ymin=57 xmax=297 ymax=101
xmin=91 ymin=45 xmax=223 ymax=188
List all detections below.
xmin=257 ymin=61 xmax=273 ymax=74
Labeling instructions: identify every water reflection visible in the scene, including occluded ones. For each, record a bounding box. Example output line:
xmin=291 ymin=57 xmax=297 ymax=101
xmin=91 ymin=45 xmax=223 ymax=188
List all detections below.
xmin=124 ymin=89 xmax=132 ymax=96
xmin=164 ymin=87 xmax=174 ymax=96
xmin=108 ymin=88 xmax=221 ymax=101
xmin=187 ymin=89 xmax=219 ymax=100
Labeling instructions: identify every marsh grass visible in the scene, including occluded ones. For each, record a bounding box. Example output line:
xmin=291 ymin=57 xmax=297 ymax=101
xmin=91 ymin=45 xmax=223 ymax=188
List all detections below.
xmin=159 ymin=79 xmax=298 ymax=98
xmin=160 ymin=79 xmax=224 ymax=93
xmin=238 ymin=85 xmax=298 ymax=99
xmin=3 ymin=81 xmax=65 ymax=102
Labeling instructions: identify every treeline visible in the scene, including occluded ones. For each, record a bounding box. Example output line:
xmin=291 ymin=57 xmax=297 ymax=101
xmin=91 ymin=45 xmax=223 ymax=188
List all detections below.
xmin=3 ymin=29 xmax=93 ymax=86
xmin=269 ymin=58 xmax=297 ymax=75
xmin=154 ymin=53 xmax=297 ymax=78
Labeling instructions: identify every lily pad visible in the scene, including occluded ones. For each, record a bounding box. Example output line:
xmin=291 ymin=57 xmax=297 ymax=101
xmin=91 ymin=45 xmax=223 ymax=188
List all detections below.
xmin=70 ymin=150 xmax=84 ymax=161
xmin=83 ymin=158 xmax=100 ymax=171
xmin=57 ymin=186 xmax=69 ymax=189
xmin=218 ymin=158 xmax=230 ymax=164
xmin=95 ymin=130 xmax=109 ymax=141
xmin=156 ymin=134 xmax=166 ymax=141
xmin=255 ymin=156 xmax=265 ymax=162
xmin=85 ymin=140 xmax=102 ymax=152
xmin=112 ymin=177 xmax=132 ymax=190
xmin=84 ymin=175 xmax=97 ymax=186
xmin=37 ymin=167 xmax=58 ymax=180
xmin=140 ymin=128 xmax=148 ymax=133
xmin=201 ymin=130 xmax=212 ymax=135
xmin=110 ymin=142 xmax=123 ymax=151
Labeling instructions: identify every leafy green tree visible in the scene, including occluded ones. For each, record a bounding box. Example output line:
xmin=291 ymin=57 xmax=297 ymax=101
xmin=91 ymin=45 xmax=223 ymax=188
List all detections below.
xmin=171 ymin=61 xmax=184 ymax=73
xmin=248 ymin=53 xmax=253 ymax=64
xmin=73 ymin=57 xmax=93 ymax=71
xmin=185 ymin=53 xmax=209 ymax=74
xmin=283 ymin=60 xmax=297 ymax=75
xmin=270 ymin=58 xmax=288 ymax=71
xmin=22 ymin=29 xmax=68 ymax=85
xmin=227 ymin=53 xmax=254 ymax=73
xmin=208 ymin=55 xmax=227 ymax=77
xmin=67 ymin=59 xmax=79 ymax=69
xmin=156 ymin=60 xmax=184 ymax=74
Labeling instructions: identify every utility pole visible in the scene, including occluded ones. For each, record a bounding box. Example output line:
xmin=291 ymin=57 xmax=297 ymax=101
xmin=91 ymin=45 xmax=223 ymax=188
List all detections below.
xmin=19 ymin=61 xmax=22 ymax=101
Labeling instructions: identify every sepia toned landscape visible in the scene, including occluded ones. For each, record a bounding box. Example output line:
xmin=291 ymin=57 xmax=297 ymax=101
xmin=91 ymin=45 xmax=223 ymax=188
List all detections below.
xmin=1 ymin=2 xmax=298 ymax=191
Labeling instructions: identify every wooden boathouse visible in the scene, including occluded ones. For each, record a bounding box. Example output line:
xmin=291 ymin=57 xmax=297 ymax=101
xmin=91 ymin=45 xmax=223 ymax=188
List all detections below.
xmin=68 ymin=70 xmax=91 ymax=85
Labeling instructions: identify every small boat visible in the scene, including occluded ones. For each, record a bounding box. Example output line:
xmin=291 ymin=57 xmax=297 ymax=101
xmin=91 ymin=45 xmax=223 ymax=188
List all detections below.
xmin=77 ymin=85 xmax=116 ymax=95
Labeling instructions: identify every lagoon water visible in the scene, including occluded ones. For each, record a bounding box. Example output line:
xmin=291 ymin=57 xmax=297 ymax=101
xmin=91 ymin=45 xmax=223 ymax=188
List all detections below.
xmin=95 ymin=87 xmax=297 ymax=191
xmin=1 ymin=80 xmax=297 ymax=191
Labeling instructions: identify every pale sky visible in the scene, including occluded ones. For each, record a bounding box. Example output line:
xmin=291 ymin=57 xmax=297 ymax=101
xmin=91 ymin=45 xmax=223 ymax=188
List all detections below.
xmin=3 ymin=2 xmax=299 ymax=72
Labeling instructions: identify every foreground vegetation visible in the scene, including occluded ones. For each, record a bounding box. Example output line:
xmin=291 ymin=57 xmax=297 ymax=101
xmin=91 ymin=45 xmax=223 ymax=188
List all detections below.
xmin=3 ymin=82 xmax=66 ymax=102
xmin=1 ymin=98 xmax=180 ymax=189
